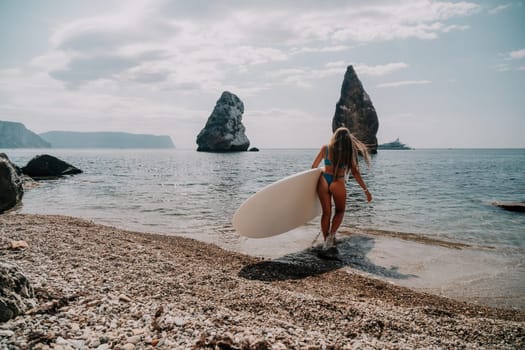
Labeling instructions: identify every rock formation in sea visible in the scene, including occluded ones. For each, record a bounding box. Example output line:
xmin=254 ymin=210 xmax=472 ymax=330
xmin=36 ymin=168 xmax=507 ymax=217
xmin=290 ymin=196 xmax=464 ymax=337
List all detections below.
xmin=492 ymin=201 xmax=525 ymax=213
xmin=196 ymin=91 xmax=250 ymax=152
xmin=0 ymin=261 xmax=35 ymax=322
xmin=22 ymin=154 xmax=83 ymax=179
xmin=0 ymin=154 xmax=24 ymax=213
xmin=0 ymin=121 xmax=50 ymax=148
xmin=332 ymin=66 xmax=379 ymax=153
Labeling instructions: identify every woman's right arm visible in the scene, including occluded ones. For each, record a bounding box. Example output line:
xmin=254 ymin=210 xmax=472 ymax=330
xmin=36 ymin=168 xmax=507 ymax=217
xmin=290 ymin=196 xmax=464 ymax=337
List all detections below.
xmin=351 ymin=165 xmax=372 ymax=202
xmin=311 ymin=145 xmax=325 ymax=168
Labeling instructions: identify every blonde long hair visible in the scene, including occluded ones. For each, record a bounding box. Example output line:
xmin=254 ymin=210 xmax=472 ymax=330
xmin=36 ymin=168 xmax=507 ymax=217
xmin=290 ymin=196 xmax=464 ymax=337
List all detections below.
xmin=328 ymin=127 xmax=371 ymax=174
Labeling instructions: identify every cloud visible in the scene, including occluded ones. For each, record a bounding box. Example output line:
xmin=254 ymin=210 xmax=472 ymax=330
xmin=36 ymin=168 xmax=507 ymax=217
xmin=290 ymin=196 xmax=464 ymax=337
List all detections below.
xmin=314 ymin=1 xmax=480 ymax=42
xmin=290 ymin=45 xmax=351 ymax=55
xmin=265 ymin=61 xmax=410 ymax=89
xmin=495 ymin=63 xmax=511 ymax=72
xmin=488 ymin=3 xmax=512 ymax=15
xmin=37 ymin=0 xmax=480 ymax=89
xmin=50 ymin=55 xmax=139 ymax=88
xmin=497 ymin=49 xmax=525 ymax=72
xmin=355 ymin=63 xmax=409 ymax=76
xmin=266 ymin=68 xmax=327 ymax=88
xmin=377 ymin=80 xmax=432 ymax=88
xmin=442 ymin=24 xmax=470 ymax=32
xmin=509 ymin=49 xmax=525 ymax=60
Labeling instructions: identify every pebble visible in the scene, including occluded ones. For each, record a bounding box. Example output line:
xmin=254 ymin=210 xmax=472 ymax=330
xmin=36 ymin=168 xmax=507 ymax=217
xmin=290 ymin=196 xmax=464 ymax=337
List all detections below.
xmin=89 ymin=338 xmax=101 ymax=348
xmin=131 ymin=328 xmax=144 ymax=335
xmin=99 ymin=336 xmax=109 ymax=344
xmin=0 ymin=329 xmax=14 ymax=337
xmin=118 ymin=294 xmax=132 ymax=302
xmin=126 ymin=335 xmax=141 ymax=344
xmin=10 ymin=240 xmax=29 ymax=249
xmin=174 ymin=317 xmax=186 ymax=327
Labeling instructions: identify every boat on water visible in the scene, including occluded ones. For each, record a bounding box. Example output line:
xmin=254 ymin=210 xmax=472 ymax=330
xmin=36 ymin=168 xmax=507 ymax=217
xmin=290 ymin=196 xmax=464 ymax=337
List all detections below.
xmin=378 ymin=138 xmax=412 ymax=150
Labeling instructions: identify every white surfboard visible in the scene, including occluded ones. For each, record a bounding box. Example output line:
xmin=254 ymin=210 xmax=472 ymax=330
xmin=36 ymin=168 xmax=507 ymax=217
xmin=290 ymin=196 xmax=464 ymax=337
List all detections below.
xmin=232 ymin=168 xmax=322 ymax=238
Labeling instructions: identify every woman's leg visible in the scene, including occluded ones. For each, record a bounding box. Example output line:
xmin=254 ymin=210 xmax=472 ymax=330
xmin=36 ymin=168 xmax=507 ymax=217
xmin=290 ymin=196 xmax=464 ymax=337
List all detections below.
xmin=328 ymin=180 xmax=347 ymax=235
xmin=317 ymin=175 xmax=332 ymax=240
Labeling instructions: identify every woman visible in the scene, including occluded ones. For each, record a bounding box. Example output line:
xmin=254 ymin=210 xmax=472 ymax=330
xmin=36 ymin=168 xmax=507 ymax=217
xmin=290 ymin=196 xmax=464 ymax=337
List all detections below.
xmin=311 ymin=127 xmax=372 ymax=249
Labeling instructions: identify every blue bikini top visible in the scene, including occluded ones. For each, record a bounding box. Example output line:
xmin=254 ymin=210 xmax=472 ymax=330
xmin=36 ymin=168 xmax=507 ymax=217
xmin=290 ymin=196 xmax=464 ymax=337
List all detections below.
xmin=324 ymin=146 xmax=345 ymax=168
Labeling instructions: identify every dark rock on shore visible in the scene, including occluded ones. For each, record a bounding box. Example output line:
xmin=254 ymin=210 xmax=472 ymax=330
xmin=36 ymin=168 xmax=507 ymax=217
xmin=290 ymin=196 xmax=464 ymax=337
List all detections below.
xmin=196 ymin=91 xmax=250 ymax=152
xmin=22 ymin=154 xmax=82 ymax=179
xmin=0 ymin=262 xmax=35 ymax=322
xmin=248 ymin=147 xmax=259 ymax=152
xmin=332 ymin=66 xmax=379 ymax=153
xmin=0 ymin=153 xmax=24 ymax=213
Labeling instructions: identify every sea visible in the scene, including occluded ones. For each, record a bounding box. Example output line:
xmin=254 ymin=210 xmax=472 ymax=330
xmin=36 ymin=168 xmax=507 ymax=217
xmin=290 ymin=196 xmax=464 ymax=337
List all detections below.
xmin=3 ymin=148 xmax=525 ymax=309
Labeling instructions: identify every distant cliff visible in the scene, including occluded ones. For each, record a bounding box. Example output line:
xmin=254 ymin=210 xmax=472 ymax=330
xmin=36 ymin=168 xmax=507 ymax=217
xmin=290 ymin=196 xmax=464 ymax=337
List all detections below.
xmin=40 ymin=131 xmax=175 ymax=149
xmin=0 ymin=121 xmax=51 ymax=148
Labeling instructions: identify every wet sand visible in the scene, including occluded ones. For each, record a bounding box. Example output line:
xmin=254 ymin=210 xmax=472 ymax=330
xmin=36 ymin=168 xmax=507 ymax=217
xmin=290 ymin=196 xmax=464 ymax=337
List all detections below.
xmin=234 ymin=224 xmax=525 ymax=311
xmin=1 ymin=214 xmax=524 ymax=349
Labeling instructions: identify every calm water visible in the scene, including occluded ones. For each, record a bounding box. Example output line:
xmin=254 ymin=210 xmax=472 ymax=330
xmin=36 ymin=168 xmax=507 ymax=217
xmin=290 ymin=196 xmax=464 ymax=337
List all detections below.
xmin=4 ymin=148 xmax=524 ymax=251
xmin=5 ymin=148 xmax=524 ymax=309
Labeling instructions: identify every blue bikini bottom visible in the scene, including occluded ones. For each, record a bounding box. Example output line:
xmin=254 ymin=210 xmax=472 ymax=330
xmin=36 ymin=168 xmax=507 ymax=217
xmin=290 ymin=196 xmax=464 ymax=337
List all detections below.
xmin=322 ymin=173 xmax=344 ymax=185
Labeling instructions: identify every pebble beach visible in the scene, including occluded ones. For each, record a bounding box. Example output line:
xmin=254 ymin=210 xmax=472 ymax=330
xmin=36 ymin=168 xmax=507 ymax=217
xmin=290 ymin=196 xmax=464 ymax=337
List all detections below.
xmin=1 ymin=214 xmax=524 ymax=349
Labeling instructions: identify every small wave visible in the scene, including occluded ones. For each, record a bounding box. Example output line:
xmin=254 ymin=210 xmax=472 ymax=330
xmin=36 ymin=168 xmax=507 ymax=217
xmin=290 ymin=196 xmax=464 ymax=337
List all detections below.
xmin=340 ymin=227 xmax=469 ymax=249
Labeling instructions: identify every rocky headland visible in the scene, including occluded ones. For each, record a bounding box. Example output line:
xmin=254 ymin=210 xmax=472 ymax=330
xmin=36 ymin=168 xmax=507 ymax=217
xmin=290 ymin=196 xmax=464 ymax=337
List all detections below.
xmin=39 ymin=132 xmax=175 ymax=149
xmin=0 ymin=214 xmax=523 ymax=349
xmin=332 ymin=66 xmax=379 ymax=153
xmin=196 ymin=92 xmax=250 ymax=152
xmin=0 ymin=121 xmax=50 ymax=148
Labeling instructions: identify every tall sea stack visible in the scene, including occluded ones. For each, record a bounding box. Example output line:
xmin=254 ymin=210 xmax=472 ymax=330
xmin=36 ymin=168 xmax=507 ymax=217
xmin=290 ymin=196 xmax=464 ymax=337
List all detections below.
xmin=196 ymin=91 xmax=250 ymax=152
xmin=332 ymin=66 xmax=379 ymax=153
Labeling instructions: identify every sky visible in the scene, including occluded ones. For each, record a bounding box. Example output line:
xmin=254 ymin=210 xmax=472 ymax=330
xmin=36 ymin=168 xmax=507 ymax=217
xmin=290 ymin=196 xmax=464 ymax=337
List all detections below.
xmin=1 ymin=0 xmax=524 ymax=149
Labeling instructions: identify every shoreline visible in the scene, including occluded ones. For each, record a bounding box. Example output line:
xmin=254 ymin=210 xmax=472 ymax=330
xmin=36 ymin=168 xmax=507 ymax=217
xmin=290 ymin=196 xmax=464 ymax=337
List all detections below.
xmin=1 ymin=214 xmax=524 ymax=349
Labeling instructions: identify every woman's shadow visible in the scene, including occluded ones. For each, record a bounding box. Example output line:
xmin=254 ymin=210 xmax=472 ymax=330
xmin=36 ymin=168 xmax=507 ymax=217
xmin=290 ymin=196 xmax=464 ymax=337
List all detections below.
xmin=238 ymin=235 xmax=416 ymax=282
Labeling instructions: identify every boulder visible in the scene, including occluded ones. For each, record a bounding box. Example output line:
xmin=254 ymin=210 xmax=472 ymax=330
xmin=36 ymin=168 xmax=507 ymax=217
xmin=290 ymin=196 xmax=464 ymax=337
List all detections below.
xmin=0 ymin=153 xmax=24 ymax=213
xmin=249 ymin=147 xmax=260 ymax=152
xmin=332 ymin=65 xmax=379 ymax=153
xmin=196 ymin=91 xmax=250 ymax=152
xmin=21 ymin=154 xmax=82 ymax=179
xmin=0 ymin=262 xmax=35 ymax=322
